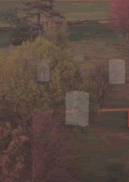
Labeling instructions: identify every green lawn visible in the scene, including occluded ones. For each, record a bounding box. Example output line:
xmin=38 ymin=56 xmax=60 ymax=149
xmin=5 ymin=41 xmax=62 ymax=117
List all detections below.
xmin=51 ymin=109 xmax=129 ymax=182
xmin=93 ymin=111 xmax=128 ymax=132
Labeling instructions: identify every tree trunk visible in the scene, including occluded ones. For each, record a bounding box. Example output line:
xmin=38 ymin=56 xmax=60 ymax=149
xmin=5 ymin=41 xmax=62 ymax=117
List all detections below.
xmin=126 ymin=32 xmax=129 ymax=44
xmin=37 ymin=9 xmax=41 ymax=29
xmin=37 ymin=9 xmax=41 ymax=25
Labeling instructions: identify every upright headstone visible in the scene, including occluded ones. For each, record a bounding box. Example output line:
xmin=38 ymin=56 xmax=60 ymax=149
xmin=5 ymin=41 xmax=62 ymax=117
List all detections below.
xmin=37 ymin=59 xmax=49 ymax=81
xmin=109 ymin=59 xmax=125 ymax=84
xmin=65 ymin=91 xmax=89 ymax=127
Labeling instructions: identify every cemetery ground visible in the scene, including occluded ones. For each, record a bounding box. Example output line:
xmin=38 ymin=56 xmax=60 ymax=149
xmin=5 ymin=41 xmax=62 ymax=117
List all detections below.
xmin=1 ymin=22 xmax=129 ymax=181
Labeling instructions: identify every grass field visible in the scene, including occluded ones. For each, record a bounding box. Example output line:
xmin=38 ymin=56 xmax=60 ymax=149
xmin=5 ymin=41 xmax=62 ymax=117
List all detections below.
xmin=38 ymin=109 xmax=129 ymax=181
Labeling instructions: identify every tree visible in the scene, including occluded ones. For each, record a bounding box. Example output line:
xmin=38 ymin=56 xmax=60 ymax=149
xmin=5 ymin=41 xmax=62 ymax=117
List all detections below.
xmin=22 ymin=0 xmax=66 ymax=30
xmin=0 ymin=33 xmax=100 ymax=138
xmin=10 ymin=24 xmax=44 ymax=46
xmin=42 ymin=19 xmax=70 ymax=51
xmin=18 ymin=35 xmax=84 ymax=120
xmin=0 ymin=35 xmax=100 ymax=182
xmin=106 ymin=0 xmax=129 ymax=44
xmin=0 ymin=37 xmax=51 ymax=181
xmin=0 ymin=6 xmax=42 ymax=46
xmin=0 ymin=6 xmax=29 ymax=29
xmin=0 ymin=0 xmax=66 ymax=46
xmin=87 ymin=63 xmax=115 ymax=108
xmin=26 ymin=35 xmax=100 ymax=122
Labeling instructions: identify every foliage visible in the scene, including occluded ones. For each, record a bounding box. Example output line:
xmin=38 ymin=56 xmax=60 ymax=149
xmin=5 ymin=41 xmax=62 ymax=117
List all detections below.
xmin=88 ymin=63 xmax=115 ymax=108
xmin=19 ymin=0 xmax=67 ymax=46
xmin=78 ymin=71 xmax=100 ymax=118
xmin=106 ymin=0 xmax=129 ymax=44
xmin=13 ymin=36 xmax=82 ymax=119
xmin=0 ymin=34 xmax=102 ymax=181
xmin=0 ymin=0 xmax=67 ymax=47
xmin=11 ymin=18 xmax=70 ymax=47
xmin=15 ymin=36 xmax=100 ymax=121
xmin=0 ymin=6 xmax=29 ymax=28
xmin=0 ymin=37 xmax=52 ymax=153
xmin=0 ymin=34 xmax=101 ymax=123
xmin=10 ymin=25 xmax=31 ymax=46
xmin=22 ymin=0 xmax=66 ymax=25
xmin=0 ymin=5 xmax=42 ymax=46
xmin=42 ymin=19 xmax=70 ymax=51
xmin=10 ymin=24 xmax=44 ymax=46
xmin=0 ymin=121 xmax=29 ymax=182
